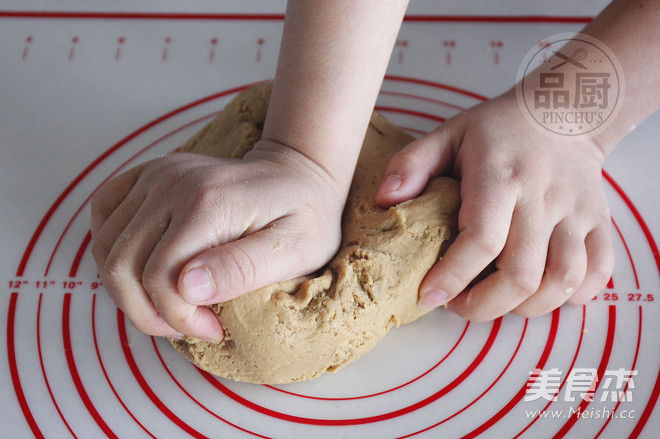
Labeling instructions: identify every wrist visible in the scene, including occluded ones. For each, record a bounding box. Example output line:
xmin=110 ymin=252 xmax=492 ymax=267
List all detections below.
xmin=259 ymin=102 xmax=367 ymax=194
xmin=248 ymin=139 xmax=352 ymax=201
xmin=498 ymin=88 xmax=614 ymax=164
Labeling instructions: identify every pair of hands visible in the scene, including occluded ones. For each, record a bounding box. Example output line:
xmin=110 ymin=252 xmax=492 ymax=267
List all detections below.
xmin=91 ymin=91 xmax=614 ymax=342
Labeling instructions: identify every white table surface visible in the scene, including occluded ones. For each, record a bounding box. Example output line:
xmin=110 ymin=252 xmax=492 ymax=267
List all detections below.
xmin=1 ymin=2 xmax=658 ymax=438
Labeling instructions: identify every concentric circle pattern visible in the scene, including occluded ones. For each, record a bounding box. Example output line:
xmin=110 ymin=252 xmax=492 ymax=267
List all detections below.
xmin=5 ymin=77 xmax=659 ymax=438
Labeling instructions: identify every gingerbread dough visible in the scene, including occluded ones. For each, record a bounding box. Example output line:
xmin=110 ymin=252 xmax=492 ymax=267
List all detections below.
xmin=169 ymin=82 xmax=460 ymax=384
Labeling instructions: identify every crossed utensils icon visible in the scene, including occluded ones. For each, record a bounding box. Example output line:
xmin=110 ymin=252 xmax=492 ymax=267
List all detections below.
xmin=551 ymin=48 xmax=588 ymax=70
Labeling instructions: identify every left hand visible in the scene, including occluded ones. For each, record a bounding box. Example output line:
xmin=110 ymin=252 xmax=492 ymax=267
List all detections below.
xmin=90 ymin=141 xmax=347 ymax=342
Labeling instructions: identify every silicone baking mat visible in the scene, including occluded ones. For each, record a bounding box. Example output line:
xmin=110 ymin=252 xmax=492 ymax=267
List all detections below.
xmin=1 ymin=2 xmax=658 ymax=438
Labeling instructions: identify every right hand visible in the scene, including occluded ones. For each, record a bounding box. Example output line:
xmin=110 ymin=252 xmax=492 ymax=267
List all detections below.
xmin=91 ymin=140 xmax=346 ymax=343
xmin=376 ymin=91 xmax=614 ymax=321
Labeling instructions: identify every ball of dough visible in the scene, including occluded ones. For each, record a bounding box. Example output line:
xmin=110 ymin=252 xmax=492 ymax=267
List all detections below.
xmin=169 ymin=82 xmax=460 ymax=384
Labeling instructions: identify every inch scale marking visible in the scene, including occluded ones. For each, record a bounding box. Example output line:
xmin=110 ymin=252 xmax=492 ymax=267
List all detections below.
xmin=5 ymin=276 xmax=656 ymax=306
xmin=14 ymin=31 xmax=518 ymax=68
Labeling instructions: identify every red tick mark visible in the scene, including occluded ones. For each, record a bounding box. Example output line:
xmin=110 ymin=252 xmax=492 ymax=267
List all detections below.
xmin=537 ymin=40 xmax=551 ymax=61
xmin=69 ymin=36 xmax=78 ymax=61
xmin=22 ymin=35 xmax=33 ymax=60
xmin=209 ymin=38 xmax=218 ymax=62
xmin=162 ymin=36 xmax=171 ymax=61
xmin=395 ymin=39 xmax=408 ymax=64
xmin=256 ymin=38 xmax=264 ymax=62
xmin=490 ymin=40 xmax=503 ymax=65
xmin=443 ymin=39 xmax=456 ymax=65
xmin=115 ymin=36 xmax=125 ymax=61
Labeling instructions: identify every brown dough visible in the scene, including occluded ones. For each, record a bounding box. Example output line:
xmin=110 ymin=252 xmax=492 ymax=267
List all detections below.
xmin=169 ymin=82 xmax=460 ymax=384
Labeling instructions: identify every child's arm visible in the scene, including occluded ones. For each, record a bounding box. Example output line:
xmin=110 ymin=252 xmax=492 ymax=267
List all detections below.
xmin=259 ymin=0 xmax=409 ymax=197
xmin=91 ymin=0 xmax=408 ymax=342
xmin=581 ymin=0 xmax=660 ymax=154
xmin=376 ymin=0 xmax=660 ymax=320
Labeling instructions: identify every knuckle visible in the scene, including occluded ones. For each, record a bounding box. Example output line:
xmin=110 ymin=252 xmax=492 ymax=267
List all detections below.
xmin=141 ymin=270 xmax=166 ymax=297
xmin=591 ymin=258 xmax=614 ymax=283
xmin=392 ymin=148 xmax=424 ymax=171
xmin=548 ymin=263 xmax=583 ymax=295
xmin=440 ymin=262 xmax=471 ymax=292
xmin=595 ymin=206 xmax=612 ymax=225
xmin=221 ymin=246 xmax=258 ymax=292
xmin=102 ymin=251 xmax=128 ymax=279
xmin=91 ymin=238 xmax=109 ymax=264
xmin=90 ymin=193 xmax=107 ymax=219
xmin=506 ymin=267 xmax=542 ymax=298
xmin=501 ymin=161 xmax=522 ymax=185
xmin=465 ymin=227 xmax=503 ymax=259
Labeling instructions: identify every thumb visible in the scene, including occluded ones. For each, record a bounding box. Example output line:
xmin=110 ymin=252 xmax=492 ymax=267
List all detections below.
xmin=375 ymin=123 xmax=458 ymax=207
xmin=178 ymin=228 xmax=296 ymax=305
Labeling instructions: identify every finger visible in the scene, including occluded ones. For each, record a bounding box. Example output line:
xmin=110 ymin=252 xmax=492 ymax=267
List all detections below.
xmin=137 ymin=221 xmax=225 ymax=343
xmin=90 ymin=189 xmax=147 ymax=266
xmin=376 ymin=121 xmax=462 ymax=207
xmin=91 ymin=164 xmax=144 ymax=234
xmin=447 ymin=206 xmax=550 ymax=322
xmin=97 ymin=209 xmax=182 ymax=338
xmin=567 ymin=222 xmax=614 ymax=305
xmin=418 ymin=178 xmax=516 ymax=309
xmin=179 ymin=221 xmax=307 ymax=305
xmin=513 ymin=220 xmax=588 ymax=318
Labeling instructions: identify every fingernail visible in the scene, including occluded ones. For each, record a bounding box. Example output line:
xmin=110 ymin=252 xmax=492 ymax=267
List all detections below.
xmin=420 ymin=289 xmax=450 ymax=309
xmin=168 ymin=333 xmax=185 ymax=340
xmin=199 ymin=334 xmax=223 ymax=344
xmin=378 ymin=174 xmax=403 ymax=194
xmin=183 ymin=267 xmax=216 ymax=303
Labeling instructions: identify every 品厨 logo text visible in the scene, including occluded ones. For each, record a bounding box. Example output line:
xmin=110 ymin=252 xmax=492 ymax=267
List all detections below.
xmin=517 ymin=33 xmax=624 ymax=139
